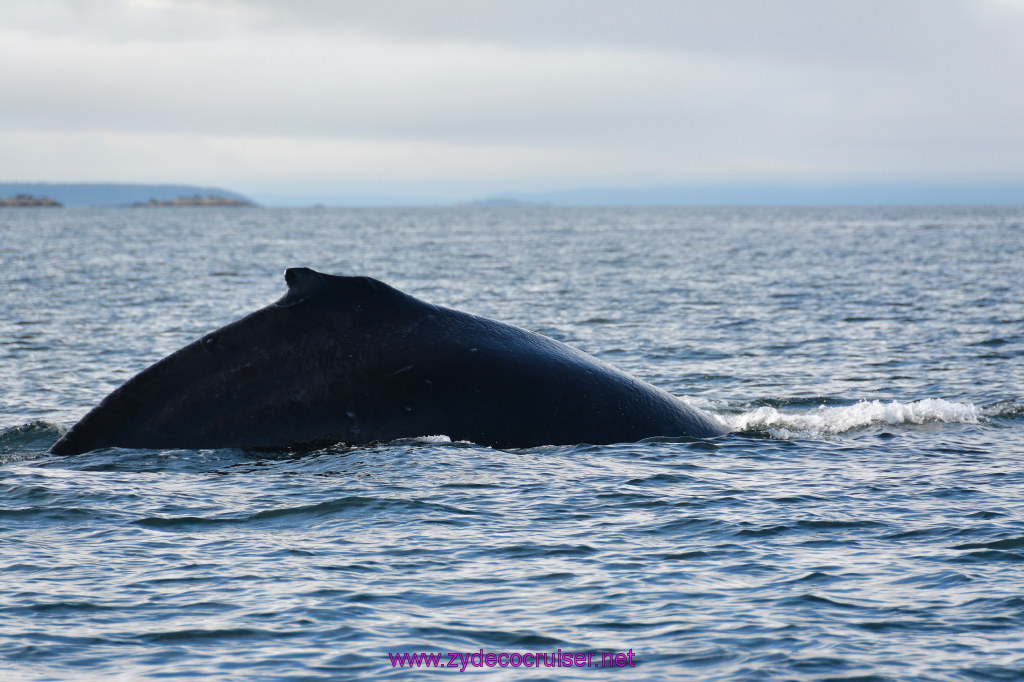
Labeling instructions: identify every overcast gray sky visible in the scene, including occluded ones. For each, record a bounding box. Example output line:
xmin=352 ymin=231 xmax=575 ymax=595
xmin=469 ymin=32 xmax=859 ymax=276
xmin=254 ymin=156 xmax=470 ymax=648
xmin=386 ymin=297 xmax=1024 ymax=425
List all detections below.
xmin=2 ymin=0 xmax=1023 ymax=203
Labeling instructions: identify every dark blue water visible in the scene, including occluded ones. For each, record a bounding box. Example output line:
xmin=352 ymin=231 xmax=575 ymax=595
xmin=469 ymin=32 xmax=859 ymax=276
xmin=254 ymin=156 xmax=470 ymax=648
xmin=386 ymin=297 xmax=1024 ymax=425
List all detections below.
xmin=2 ymin=206 xmax=1023 ymax=680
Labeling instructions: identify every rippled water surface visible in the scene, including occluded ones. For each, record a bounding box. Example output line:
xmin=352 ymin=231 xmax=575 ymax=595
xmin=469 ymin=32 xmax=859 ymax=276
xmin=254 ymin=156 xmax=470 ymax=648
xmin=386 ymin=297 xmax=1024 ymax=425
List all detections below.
xmin=2 ymin=206 xmax=1023 ymax=680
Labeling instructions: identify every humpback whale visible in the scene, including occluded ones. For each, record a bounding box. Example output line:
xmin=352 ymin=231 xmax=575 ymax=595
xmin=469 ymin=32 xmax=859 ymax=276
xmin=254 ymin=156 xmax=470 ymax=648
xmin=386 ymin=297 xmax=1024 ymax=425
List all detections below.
xmin=50 ymin=268 xmax=725 ymax=455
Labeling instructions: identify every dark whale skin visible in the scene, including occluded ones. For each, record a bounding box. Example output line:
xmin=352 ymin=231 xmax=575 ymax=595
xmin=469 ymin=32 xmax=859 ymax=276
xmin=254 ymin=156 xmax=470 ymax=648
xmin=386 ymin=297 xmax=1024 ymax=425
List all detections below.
xmin=50 ymin=268 xmax=726 ymax=455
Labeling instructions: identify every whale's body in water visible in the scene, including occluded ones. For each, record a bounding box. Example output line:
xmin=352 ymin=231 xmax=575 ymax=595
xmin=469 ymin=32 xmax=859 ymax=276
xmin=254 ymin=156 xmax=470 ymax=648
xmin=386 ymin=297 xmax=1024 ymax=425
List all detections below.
xmin=50 ymin=268 xmax=725 ymax=455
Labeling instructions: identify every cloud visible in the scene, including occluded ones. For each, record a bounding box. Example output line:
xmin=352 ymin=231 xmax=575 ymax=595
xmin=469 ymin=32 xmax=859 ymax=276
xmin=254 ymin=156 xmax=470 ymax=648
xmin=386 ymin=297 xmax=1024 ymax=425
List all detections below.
xmin=2 ymin=0 xmax=1023 ymax=201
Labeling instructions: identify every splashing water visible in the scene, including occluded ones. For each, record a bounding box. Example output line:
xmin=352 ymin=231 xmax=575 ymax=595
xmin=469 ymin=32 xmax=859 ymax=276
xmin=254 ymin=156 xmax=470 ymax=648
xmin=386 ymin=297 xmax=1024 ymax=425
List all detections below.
xmin=713 ymin=398 xmax=981 ymax=439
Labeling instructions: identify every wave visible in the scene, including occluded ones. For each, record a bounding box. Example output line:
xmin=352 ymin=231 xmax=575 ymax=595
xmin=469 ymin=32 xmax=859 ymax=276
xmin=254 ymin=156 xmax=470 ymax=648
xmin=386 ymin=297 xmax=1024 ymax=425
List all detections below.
xmin=132 ymin=495 xmax=481 ymax=531
xmin=689 ymin=398 xmax=985 ymax=439
xmin=980 ymin=399 xmax=1024 ymax=419
xmin=0 ymin=420 xmax=62 ymax=463
xmin=1 ymin=396 xmax=1016 ymax=460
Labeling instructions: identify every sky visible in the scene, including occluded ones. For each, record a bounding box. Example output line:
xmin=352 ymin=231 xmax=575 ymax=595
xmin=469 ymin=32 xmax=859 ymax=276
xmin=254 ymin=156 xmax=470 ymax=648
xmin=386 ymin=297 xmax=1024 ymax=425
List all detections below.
xmin=2 ymin=0 xmax=1024 ymax=205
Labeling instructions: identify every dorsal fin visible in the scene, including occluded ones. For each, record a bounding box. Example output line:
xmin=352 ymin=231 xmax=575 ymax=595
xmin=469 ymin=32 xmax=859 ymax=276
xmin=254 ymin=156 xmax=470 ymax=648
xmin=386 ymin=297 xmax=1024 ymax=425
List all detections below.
xmin=276 ymin=267 xmax=332 ymax=307
xmin=275 ymin=268 xmax=390 ymax=308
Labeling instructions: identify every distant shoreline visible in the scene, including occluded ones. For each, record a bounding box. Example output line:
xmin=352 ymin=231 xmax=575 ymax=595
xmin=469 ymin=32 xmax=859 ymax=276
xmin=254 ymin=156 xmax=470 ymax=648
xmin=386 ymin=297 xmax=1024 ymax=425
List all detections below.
xmin=0 ymin=183 xmax=254 ymax=207
xmin=0 ymin=194 xmax=63 ymax=207
xmin=128 ymin=194 xmax=255 ymax=207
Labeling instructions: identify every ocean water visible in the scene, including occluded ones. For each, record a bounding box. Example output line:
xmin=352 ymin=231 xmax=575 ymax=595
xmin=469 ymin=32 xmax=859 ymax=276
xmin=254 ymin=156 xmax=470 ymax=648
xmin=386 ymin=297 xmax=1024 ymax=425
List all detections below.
xmin=1 ymin=205 xmax=1022 ymax=680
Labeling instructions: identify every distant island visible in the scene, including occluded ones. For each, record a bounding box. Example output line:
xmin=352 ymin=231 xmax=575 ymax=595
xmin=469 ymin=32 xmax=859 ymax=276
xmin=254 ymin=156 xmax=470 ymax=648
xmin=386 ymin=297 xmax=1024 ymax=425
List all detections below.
xmin=0 ymin=183 xmax=254 ymax=207
xmin=130 ymin=194 xmax=255 ymax=207
xmin=461 ymin=196 xmax=547 ymax=207
xmin=0 ymin=194 xmax=63 ymax=207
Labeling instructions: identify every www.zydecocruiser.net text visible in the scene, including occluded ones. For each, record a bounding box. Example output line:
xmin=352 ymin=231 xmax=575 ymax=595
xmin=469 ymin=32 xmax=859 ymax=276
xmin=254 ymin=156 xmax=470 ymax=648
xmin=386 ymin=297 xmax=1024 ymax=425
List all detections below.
xmin=388 ymin=649 xmax=637 ymax=671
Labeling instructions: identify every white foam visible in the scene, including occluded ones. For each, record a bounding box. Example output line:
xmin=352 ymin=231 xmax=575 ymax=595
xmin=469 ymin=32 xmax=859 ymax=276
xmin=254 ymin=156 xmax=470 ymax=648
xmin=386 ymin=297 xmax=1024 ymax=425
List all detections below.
xmin=412 ymin=434 xmax=453 ymax=444
xmin=712 ymin=398 xmax=980 ymax=439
